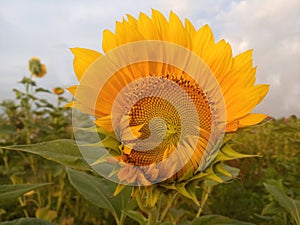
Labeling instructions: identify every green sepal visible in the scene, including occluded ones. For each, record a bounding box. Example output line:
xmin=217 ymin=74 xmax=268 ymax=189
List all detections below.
xmin=113 ymin=184 xmax=127 ymax=197
xmin=214 ymin=144 xmax=256 ymax=163
xmin=77 ymin=135 xmax=120 ymax=153
xmin=175 ymin=180 xmax=200 ymax=206
xmin=177 ymin=167 xmax=194 ymax=182
xmin=145 ymin=185 xmax=162 ymax=207
xmin=201 ymin=166 xmax=224 ymax=184
xmin=75 ymin=126 xmax=117 ymax=139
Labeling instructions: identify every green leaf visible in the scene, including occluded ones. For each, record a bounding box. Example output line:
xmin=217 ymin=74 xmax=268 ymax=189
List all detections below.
xmin=264 ymin=183 xmax=300 ymax=225
xmin=2 ymin=139 xmax=90 ymax=171
xmin=0 ymin=125 xmax=16 ymax=135
xmin=35 ymin=88 xmax=51 ymax=93
xmin=12 ymin=89 xmax=24 ymax=99
xmin=35 ymin=207 xmax=57 ymax=222
xmin=191 ymin=214 xmax=256 ymax=225
xmin=125 ymin=210 xmax=147 ymax=225
xmin=0 ymin=183 xmax=50 ymax=207
xmin=66 ymin=167 xmax=132 ymax=225
xmin=0 ymin=218 xmax=58 ymax=225
xmin=19 ymin=77 xmax=36 ymax=86
xmin=261 ymin=202 xmax=286 ymax=216
xmin=82 ymin=135 xmax=120 ymax=154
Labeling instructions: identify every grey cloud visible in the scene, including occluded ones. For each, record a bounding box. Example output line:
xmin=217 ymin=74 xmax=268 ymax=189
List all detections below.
xmin=0 ymin=0 xmax=299 ymax=118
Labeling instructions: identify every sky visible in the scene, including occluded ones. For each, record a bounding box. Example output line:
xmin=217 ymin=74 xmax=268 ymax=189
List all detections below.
xmin=0 ymin=0 xmax=299 ymax=118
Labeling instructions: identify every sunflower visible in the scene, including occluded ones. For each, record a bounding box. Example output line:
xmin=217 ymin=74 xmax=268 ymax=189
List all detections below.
xmin=67 ymin=10 xmax=269 ymax=185
xmin=53 ymin=87 xmax=65 ymax=95
xmin=28 ymin=57 xmax=47 ymax=78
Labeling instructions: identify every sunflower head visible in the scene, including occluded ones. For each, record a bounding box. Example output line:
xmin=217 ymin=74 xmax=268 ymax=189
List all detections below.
xmin=28 ymin=57 xmax=47 ymax=78
xmin=68 ymin=10 xmax=269 ymax=186
xmin=53 ymin=87 xmax=64 ymax=95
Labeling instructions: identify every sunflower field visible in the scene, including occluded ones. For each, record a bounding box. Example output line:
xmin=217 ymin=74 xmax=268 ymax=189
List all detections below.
xmin=0 ymin=58 xmax=299 ymax=225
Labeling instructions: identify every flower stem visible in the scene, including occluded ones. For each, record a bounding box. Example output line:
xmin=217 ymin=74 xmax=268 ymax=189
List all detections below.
xmin=196 ymin=186 xmax=212 ymax=217
xmin=118 ymin=210 xmax=126 ymax=225
xmin=135 ymin=187 xmax=159 ymax=225
xmin=147 ymin=208 xmax=157 ymax=225
xmin=24 ymin=79 xmax=31 ymax=145
xmin=3 ymin=154 xmax=29 ymax=217
xmin=159 ymin=192 xmax=179 ymax=222
xmin=135 ymin=188 xmax=147 ymax=212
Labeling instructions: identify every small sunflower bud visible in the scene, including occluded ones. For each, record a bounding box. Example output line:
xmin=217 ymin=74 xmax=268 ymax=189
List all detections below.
xmin=53 ymin=87 xmax=64 ymax=95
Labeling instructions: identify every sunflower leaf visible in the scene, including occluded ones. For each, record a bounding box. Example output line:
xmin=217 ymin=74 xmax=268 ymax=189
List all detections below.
xmin=264 ymin=183 xmax=300 ymax=225
xmin=0 ymin=183 xmax=50 ymax=207
xmin=2 ymin=139 xmax=91 ymax=171
xmin=66 ymin=167 xmax=133 ymax=225
xmin=78 ymin=135 xmax=120 ymax=154
xmin=75 ymin=126 xmax=117 ymax=139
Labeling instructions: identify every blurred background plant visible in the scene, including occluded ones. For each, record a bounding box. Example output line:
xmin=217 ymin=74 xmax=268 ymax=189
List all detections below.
xmin=0 ymin=58 xmax=114 ymax=224
xmin=208 ymin=115 xmax=300 ymax=224
xmin=0 ymin=58 xmax=299 ymax=225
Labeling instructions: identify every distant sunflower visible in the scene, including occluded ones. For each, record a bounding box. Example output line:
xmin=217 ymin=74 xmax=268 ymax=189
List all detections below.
xmin=53 ymin=87 xmax=64 ymax=95
xmin=67 ymin=10 xmax=269 ymax=185
xmin=28 ymin=57 xmax=47 ymax=78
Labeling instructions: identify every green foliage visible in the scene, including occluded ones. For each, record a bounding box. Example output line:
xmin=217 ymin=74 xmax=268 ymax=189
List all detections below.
xmin=0 ymin=63 xmax=299 ymax=224
xmin=189 ymin=214 xmax=256 ymax=225
xmin=208 ymin=116 xmax=300 ymax=224
xmin=0 ymin=218 xmax=57 ymax=225
xmin=3 ymin=140 xmax=90 ymax=171
xmin=0 ymin=74 xmax=111 ymax=224
xmin=1 ymin=75 xmax=72 ymax=145
xmin=2 ymin=115 xmax=299 ymax=224
xmin=261 ymin=182 xmax=300 ymax=225
xmin=0 ymin=184 xmax=50 ymax=207
xmin=67 ymin=168 xmax=135 ymax=225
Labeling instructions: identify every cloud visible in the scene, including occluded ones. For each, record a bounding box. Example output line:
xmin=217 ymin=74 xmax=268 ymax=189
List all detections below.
xmin=0 ymin=0 xmax=299 ymax=118
xmin=212 ymin=0 xmax=300 ymax=117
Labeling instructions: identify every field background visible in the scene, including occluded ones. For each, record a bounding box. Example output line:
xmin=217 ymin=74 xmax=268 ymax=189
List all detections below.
xmin=0 ymin=78 xmax=299 ymax=225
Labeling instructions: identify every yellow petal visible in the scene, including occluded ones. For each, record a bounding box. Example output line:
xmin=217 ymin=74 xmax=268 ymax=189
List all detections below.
xmin=137 ymin=12 xmax=159 ymax=40
xmin=238 ymin=113 xmax=269 ymax=127
xmin=185 ymin=18 xmax=196 ymax=38
xmin=126 ymin=13 xmax=138 ymax=27
xmin=225 ymin=120 xmax=239 ymax=132
xmin=66 ymin=85 xmax=78 ymax=96
xmin=115 ymin=20 xmax=143 ymax=46
xmin=102 ymin=29 xmax=117 ymax=53
xmin=151 ymin=9 xmax=169 ymax=41
xmin=63 ymin=101 xmax=74 ymax=108
xmin=94 ymin=115 xmax=113 ymax=131
xmin=202 ymin=39 xmax=233 ymax=82
xmin=192 ymin=24 xmax=214 ymax=57
xmin=226 ymin=84 xmax=270 ymax=121
xmin=222 ymin=50 xmax=255 ymax=93
xmin=70 ymin=48 xmax=102 ymax=81
xmin=225 ymin=113 xmax=269 ymax=132
xmin=169 ymin=11 xmax=189 ymax=48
